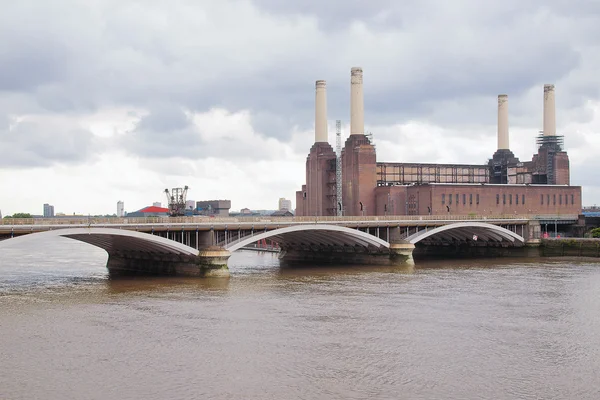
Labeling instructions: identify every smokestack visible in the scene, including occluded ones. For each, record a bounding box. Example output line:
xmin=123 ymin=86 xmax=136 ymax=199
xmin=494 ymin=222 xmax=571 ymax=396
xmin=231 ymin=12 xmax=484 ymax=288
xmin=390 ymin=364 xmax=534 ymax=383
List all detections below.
xmin=497 ymin=94 xmax=509 ymax=150
xmin=543 ymin=84 xmax=556 ymax=136
xmin=315 ymin=80 xmax=328 ymax=142
xmin=350 ymin=67 xmax=364 ymax=135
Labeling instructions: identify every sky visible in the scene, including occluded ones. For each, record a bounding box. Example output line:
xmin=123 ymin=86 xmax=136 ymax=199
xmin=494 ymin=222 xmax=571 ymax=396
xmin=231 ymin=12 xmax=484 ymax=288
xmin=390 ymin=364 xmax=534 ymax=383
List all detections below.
xmin=1 ymin=0 xmax=599 ymax=216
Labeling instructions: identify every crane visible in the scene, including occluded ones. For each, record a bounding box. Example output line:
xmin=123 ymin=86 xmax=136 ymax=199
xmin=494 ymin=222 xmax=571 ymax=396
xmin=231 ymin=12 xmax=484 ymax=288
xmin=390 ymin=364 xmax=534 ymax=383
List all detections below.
xmin=164 ymin=186 xmax=189 ymax=217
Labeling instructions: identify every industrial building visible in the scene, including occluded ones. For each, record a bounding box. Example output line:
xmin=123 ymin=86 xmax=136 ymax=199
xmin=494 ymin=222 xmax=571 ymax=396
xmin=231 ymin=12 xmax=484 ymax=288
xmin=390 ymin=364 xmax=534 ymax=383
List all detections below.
xmin=126 ymin=205 xmax=170 ymax=217
xmin=196 ymin=200 xmax=231 ymax=217
xmin=296 ymin=68 xmax=581 ymax=217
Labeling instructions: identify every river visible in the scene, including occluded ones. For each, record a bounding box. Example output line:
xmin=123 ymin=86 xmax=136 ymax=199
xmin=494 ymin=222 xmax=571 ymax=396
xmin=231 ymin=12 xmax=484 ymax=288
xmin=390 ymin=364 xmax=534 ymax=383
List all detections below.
xmin=1 ymin=236 xmax=600 ymax=399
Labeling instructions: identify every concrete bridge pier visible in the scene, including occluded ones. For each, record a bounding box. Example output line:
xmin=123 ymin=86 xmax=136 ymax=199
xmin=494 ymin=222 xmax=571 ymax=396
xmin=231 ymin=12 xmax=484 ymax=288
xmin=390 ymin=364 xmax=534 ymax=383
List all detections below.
xmin=388 ymin=226 xmax=415 ymax=265
xmin=105 ymin=247 xmax=231 ymax=278
xmin=278 ymin=247 xmax=396 ymax=266
xmin=389 ymin=242 xmax=415 ymax=265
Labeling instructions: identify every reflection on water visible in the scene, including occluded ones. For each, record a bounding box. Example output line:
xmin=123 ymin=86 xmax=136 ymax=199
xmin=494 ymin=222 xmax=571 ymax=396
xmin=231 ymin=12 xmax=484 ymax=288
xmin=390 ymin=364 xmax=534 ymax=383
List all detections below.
xmin=1 ymin=236 xmax=600 ymax=399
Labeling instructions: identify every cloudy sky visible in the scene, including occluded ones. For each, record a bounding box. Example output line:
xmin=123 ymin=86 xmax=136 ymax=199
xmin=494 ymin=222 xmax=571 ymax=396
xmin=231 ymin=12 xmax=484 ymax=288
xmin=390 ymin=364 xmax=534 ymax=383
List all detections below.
xmin=1 ymin=0 xmax=599 ymax=216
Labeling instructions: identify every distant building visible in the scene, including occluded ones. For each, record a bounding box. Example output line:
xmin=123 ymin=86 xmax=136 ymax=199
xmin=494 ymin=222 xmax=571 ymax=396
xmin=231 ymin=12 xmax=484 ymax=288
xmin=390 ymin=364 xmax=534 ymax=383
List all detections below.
xmin=196 ymin=200 xmax=231 ymax=217
xmin=117 ymin=201 xmax=124 ymax=217
xmin=152 ymin=202 xmax=162 ymax=208
xmin=126 ymin=206 xmax=170 ymax=217
xmin=186 ymin=200 xmax=196 ymax=211
xmin=43 ymin=203 xmax=55 ymax=218
xmin=271 ymin=210 xmax=294 ymax=217
xmin=278 ymin=198 xmax=292 ymax=211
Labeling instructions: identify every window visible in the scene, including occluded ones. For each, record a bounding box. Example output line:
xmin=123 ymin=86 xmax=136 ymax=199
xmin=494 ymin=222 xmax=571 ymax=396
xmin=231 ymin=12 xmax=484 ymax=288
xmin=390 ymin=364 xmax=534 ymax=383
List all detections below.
xmin=553 ymin=194 xmax=556 ymax=205
xmin=547 ymin=195 xmax=550 ymax=206
xmin=509 ymin=194 xmax=512 ymax=205
xmin=463 ymin=194 xmax=466 ymax=205
xmin=469 ymin=194 xmax=473 ymax=205
xmin=456 ymin=194 xmax=459 ymax=205
xmin=522 ymin=195 xmax=525 ymax=205
xmin=476 ymin=194 xmax=480 ymax=205
xmin=516 ymin=194 xmax=519 ymax=205
xmin=571 ymin=194 xmax=574 ymax=205
xmin=449 ymin=194 xmax=452 ymax=205
xmin=503 ymin=194 xmax=506 ymax=205
xmin=559 ymin=194 xmax=562 ymax=205
xmin=442 ymin=194 xmax=445 ymax=204
xmin=541 ymin=194 xmax=544 ymax=205
xmin=496 ymin=194 xmax=500 ymax=205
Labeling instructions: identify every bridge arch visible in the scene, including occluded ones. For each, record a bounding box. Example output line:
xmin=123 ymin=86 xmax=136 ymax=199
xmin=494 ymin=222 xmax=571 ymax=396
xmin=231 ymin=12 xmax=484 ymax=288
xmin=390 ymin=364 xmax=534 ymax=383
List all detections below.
xmin=225 ymin=224 xmax=390 ymax=252
xmin=2 ymin=228 xmax=199 ymax=256
xmin=406 ymin=222 xmax=525 ymax=246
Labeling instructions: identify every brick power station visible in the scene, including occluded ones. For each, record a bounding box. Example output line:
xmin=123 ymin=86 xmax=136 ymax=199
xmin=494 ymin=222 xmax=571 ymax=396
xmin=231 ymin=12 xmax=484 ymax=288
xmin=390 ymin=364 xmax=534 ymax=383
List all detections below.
xmin=296 ymin=68 xmax=582 ymax=217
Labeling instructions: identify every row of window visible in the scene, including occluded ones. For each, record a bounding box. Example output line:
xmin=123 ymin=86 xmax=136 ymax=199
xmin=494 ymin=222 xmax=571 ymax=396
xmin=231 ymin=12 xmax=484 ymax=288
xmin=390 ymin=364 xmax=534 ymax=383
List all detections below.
xmin=440 ymin=193 xmax=576 ymax=207
xmin=496 ymin=194 xmax=525 ymax=206
xmin=441 ymin=193 xmax=479 ymax=206
xmin=540 ymin=193 xmax=575 ymax=206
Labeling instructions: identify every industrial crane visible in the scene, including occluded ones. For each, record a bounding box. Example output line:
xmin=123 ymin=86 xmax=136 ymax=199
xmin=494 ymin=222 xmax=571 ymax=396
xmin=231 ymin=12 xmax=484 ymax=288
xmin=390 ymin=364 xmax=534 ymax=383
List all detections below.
xmin=164 ymin=186 xmax=189 ymax=217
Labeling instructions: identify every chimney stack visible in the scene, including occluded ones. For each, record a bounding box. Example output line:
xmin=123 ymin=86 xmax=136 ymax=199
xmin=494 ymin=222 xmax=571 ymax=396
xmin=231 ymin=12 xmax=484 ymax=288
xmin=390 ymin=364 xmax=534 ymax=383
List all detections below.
xmin=543 ymin=84 xmax=556 ymax=136
xmin=315 ymin=80 xmax=328 ymax=143
xmin=350 ymin=67 xmax=364 ymax=135
xmin=497 ymin=94 xmax=509 ymax=150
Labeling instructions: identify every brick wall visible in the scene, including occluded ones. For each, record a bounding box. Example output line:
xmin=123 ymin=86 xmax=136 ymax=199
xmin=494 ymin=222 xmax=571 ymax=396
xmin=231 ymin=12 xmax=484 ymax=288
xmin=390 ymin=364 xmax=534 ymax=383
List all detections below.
xmin=374 ymin=184 xmax=582 ymax=216
xmin=342 ymin=135 xmax=377 ymax=216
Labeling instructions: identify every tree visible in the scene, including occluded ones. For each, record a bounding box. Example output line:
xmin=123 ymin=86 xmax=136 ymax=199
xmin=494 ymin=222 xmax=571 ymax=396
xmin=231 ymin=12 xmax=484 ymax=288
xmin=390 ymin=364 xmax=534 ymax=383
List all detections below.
xmin=591 ymin=228 xmax=600 ymax=238
xmin=11 ymin=213 xmax=33 ymax=219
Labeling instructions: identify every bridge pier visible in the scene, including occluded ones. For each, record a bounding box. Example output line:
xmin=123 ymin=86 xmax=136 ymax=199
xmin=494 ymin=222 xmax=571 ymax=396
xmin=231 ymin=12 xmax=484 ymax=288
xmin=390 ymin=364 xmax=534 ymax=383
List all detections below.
xmin=279 ymin=245 xmax=415 ymax=267
xmin=106 ymin=247 xmax=231 ymax=278
xmin=389 ymin=242 xmax=415 ymax=265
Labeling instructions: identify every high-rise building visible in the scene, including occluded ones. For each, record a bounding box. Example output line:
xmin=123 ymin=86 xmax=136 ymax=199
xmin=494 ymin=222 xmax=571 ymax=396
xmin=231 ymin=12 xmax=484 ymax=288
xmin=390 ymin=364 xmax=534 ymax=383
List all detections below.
xmin=43 ymin=203 xmax=55 ymax=218
xmin=117 ymin=201 xmax=124 ymax=217
xmin=278 ymin=198 xmax=292 ymax=211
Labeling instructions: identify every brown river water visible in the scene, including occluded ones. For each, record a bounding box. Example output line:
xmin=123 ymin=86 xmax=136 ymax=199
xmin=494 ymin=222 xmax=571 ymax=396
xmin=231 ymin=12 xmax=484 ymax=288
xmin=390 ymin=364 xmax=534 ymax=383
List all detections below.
xmin=1 ymin=236 xmax=600 ymax=399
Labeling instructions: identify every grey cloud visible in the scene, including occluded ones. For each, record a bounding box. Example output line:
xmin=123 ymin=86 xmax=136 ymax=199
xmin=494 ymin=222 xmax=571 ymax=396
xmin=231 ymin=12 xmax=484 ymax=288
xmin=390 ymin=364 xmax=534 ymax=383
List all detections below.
xmin=1 ymin=0 xmax=600 ymax=163
xmin=137 ymin=104 xmax=191 ymax=132
xmin=118 ymin=105 xmax=200 ymax=159
xmin=0 ymin=46 xmax=69 ymax=92
xmin=571 ymin=164 xmax=599 ymax=188
xmin=250 ymin=0 xmax=398 ymax=29
xmin=118 ymin=104 xmax=281 ymax=162
xmin=250 ymin=110 xmax=309 ymax=140
xmin=0 ymin=119 xmax=96 ymax=167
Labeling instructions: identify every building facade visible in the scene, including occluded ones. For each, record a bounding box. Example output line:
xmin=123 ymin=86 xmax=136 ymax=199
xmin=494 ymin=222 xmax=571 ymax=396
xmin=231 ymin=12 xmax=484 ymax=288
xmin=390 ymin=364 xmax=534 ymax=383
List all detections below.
xmin=117 ymin=201 xmax=124 ymax=217
xmin=43 ymin=203 xmax=55 ymax=218
xmin=126 ymin=206 xmax=169 ymax=217
xmin=296 ymin=69 xmax=581 ymax=217
xmin=196 ymin=200 xmax=231 ymax=217
xmin=278 ymin=198 xmax=292 ymax=212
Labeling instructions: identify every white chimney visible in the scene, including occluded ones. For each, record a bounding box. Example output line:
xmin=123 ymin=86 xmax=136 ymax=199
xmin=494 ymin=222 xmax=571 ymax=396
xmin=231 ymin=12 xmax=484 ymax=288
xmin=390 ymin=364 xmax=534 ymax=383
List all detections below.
xmin=315 ymin=80 xmax=328 ymax=143
xmin=497 ymin=94 xmax=509 ymax=150
xmin=350 ymin=67 xmax=364 ymax=135
xmin=543 ymin=84 xmax=556 ymax=136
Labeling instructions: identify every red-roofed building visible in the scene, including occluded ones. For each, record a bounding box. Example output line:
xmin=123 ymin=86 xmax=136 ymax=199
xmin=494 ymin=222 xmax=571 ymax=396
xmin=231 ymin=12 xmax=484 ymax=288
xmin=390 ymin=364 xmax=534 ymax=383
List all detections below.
xmin=126 ymin=206 xmax=170 ymax=217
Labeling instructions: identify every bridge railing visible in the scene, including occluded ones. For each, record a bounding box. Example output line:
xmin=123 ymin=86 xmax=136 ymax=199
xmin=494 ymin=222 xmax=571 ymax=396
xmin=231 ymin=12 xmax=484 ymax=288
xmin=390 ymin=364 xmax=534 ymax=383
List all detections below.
xmin=0 ymin=214 xmax=579 ymax=227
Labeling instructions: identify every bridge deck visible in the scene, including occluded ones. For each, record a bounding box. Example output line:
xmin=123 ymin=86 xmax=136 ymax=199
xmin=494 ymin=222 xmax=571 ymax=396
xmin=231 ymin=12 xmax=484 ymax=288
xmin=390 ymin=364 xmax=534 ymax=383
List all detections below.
xmin=0 ymin=214 xmax=567 ymax=235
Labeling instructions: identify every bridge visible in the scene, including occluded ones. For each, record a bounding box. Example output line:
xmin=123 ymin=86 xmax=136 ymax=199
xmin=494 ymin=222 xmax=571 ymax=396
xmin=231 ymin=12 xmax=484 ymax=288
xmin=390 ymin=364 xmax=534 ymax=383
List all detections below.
xmin=0 ymin=214 xmax=575 ymax=277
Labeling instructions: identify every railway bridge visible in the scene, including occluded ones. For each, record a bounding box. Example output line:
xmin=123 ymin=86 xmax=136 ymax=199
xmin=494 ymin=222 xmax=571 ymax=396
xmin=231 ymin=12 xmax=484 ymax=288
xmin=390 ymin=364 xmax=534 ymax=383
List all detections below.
xmin=0 ymin=215 xmax=573 ymax=277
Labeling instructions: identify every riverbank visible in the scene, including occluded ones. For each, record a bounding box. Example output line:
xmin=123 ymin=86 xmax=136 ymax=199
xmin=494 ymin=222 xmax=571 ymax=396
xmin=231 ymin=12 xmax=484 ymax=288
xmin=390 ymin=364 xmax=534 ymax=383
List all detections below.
xmin=540 ymin=238 xmax=600 ymax=257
